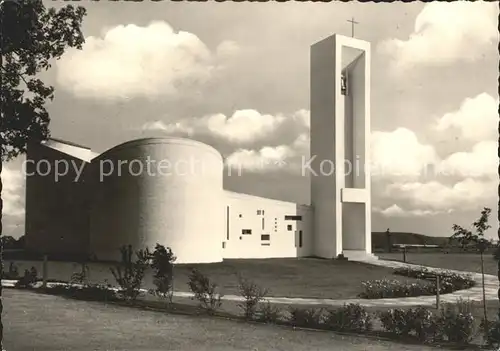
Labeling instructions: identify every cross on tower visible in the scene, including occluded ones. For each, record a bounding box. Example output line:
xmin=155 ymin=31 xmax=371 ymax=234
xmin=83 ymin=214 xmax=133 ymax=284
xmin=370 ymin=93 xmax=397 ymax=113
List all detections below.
xmin=347 ymin=17 xmax=359 ymax=38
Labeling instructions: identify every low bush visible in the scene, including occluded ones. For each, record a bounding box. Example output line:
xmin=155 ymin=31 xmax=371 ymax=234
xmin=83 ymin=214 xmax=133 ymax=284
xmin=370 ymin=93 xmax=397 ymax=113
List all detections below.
xmin=2 ymin=262 xmax=19 ymax=280
xmin=379 ymin=308 xmax=415 ymax=337
xmin=481 ymin=318 xmax=500 ymax=348
xmin=187 ymin=269 xmax=223 ymax=315
xmin=46 ymin=283 xmax=118 ymax=302
xmin=360 ymin=266 xmax=475 ymax=299
xmin=288 ymin=307 xmax=324 ymax=329
xmin=379 ymin=302 xmax=474 ymax=345
xmin=412 ymin=306 xmax=443 ymax=343
xmin=393 ymin=266 xmax=475 ymax=293
xmin=323 ymin=303 xmax=372 ymax=333
xmin=359 ymin=279 xmax=435 ymax=299
xmin=237 ymin=276 xmax=269 ymax=320
xmin=70 ymin=263 xmax=89 ymax=285
xmin=149 ymin=244 xmax=176 ymax=303
xmin=439 ymin=299 xmax=476 ymax=344
xmin=14 ymin=266 xmax=38 ymax=289
xmin=255 ymin=302 xmax=281 ymax=324
xmin=110 ymin=245 xmax=150 ymax=301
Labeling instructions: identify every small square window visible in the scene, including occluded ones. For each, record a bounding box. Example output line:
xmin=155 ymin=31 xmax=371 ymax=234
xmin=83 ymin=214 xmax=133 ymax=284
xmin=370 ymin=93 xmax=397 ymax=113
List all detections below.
xmin=239 ymin=214 xmax=242 ymax=218
xmin=287 ymin=225 xmax=293 ymax=231
xmin=257 ymin=210 xmax=261 ymax=215
xmin=261 ymin=234 xmax=270 ymax=241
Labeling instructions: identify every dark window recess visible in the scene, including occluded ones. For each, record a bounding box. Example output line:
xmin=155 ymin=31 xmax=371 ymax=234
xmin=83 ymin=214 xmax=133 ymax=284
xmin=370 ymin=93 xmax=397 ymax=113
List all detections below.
xmin=257 ymin=210 xmax=261 ymax=215
xmin=239 ymin=214 xmax=242 ymax=218
xmin=242 ymin=229 xmax=252 ymax=235
xmin=262 ymin=210 xmax=265 ymax=215
xmin=261 ymin=234 xmax=270 ymax=241
xmin=262 ymin=218 xmax=265 ymax=230
xmin=341 ymin=74 xmax=347 ymax=95
xmin=222 ymin=242 xmax=226 ymax=249
xmin=299 ymin=230 xmax=303 ymax=248
xmin=261 ymin=243 xmax=270 ymax=246
xmin=285 ymin=215 xmax=302 ymax=221
xmin=287 ymin=225 xmax=293 ymax=231
xmin=226 ymin=206 xmax=230 ymax=240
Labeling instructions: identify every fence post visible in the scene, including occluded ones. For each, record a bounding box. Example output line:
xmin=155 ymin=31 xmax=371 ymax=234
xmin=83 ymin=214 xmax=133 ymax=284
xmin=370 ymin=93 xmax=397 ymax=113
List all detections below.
xmin=435 ymin=275 xmax=440 ymax=310
xmin=42 ymin=254 xmax=48 ymax=288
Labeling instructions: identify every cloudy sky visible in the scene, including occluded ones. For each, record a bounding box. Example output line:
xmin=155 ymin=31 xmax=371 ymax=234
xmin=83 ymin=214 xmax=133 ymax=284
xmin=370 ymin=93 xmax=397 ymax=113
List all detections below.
xmin=4 ymin=1 xmax=498 ymax=239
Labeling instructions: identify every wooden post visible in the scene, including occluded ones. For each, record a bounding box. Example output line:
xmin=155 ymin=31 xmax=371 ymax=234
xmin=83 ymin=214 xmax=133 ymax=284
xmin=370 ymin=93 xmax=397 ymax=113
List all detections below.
xmin=42 ymin=255 xmax=48 ymax=288
xmin=436 ymin=275 xmax=440 ymax=310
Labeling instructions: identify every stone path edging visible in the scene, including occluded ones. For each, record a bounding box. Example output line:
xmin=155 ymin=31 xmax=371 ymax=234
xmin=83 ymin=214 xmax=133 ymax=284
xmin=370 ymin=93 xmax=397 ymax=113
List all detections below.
xmin=2 ymin=259 xmax=497 ymax=308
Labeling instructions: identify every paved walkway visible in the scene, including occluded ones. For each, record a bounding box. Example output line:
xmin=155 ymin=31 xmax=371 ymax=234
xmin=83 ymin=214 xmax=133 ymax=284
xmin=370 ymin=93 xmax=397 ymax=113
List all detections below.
xmin=3 ymin=259 xmax=497 ymax=308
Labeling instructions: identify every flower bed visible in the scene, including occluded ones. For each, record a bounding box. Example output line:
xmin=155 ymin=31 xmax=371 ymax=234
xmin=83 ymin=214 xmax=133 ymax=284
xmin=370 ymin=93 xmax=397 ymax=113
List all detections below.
xmin=359 ymin=266 xmax=475 ymax=299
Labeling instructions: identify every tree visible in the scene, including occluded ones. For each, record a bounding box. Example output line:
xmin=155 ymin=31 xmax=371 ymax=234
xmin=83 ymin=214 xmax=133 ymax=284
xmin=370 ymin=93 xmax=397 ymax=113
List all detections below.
xmin=0 ymin=1 xmax=86 ymax=347
xmin=451 ymin=207 xmax=492 ymax=327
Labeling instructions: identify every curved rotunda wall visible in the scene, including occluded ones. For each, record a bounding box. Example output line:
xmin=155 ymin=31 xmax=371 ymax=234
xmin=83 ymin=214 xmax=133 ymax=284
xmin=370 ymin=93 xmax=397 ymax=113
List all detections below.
xmin=89 ymin=137 xmax=224 ymax=264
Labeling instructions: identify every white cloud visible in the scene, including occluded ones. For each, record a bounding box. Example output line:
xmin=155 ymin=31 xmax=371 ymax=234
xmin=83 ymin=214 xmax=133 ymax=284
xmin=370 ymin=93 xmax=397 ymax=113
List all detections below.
xmin=438 ymin=140 xmax=496 ymax=179
xmin=371 ymin=128 xmax=439 ymax=179
xmin=57 ymin=21 xmax=238 ymax=100
xmin=142 ymin=109 xmax=309 ymax=144
xmin=434 ymin=93 xmax=498 ymax=142
xmin=1 ymin=166 xmax=24 ymax=217
xmin=225 ymin=145 xmax=295 ymax=173
xmin=385 ymin=178 xmax=495 ymax=212
xmin=379 ymin=1 xmax=497 ymax=70
xmin=375 ymin=204 xmax=445 ymax=217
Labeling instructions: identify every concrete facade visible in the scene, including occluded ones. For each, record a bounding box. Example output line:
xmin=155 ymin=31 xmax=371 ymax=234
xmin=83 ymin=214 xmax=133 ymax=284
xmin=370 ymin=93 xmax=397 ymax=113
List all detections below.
xmin=25 ymin=33 xmax=373 ymax=264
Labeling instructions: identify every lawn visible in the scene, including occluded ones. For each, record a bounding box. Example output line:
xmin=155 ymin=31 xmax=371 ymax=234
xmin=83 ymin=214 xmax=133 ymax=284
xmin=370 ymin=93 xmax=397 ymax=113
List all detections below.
xmin=5 ymin=257 xmax=423 ymax=299
xmin=378 ymin=252 xmax=498 ymax=276
xmin=3 ymin=288 xmax=461 ymax=351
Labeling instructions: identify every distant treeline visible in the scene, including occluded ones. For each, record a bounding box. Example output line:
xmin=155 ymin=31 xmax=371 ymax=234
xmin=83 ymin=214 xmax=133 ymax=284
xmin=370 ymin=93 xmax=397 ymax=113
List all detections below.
xmin=1 ymin=235 xmax=25 ymax=250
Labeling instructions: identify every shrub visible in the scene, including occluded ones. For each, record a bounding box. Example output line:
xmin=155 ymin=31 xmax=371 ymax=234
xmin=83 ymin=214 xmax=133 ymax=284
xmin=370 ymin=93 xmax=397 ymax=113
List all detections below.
xmin=149 ymin=244 xmax=176 ymax=303
xmin=187 ymin=269 xmax=223 ymax=315
xmin=439 ymin=299 xmax=475 ymax=344
xmin=288 ymin=307 xmax=324 ymax=329
xmin=393 ymin=266 xmax=475 ymax=293
xmin=255 ymin=302 xmax=281 ymax=324
xmin=379 ymin=307 xmax=443 ymax=343
xmin=46 ymin=283 xmax=118 ymax=302
xmin=481 ymin=318 xmax=500 ymax=348
xmin=70 ymin=263 xmax=89 ymax=285
xmin=412 ymin=306 xmax=443 ymax=343
xmin=379 ymin=308 xmax=415 ymax=337
xmin=359 ymin=279 xmax=435 ymax=299
xmin=237 ymin=276 xmax=269 ymax=320
xmin=14 ymin=266 xmax=37 ymax=289
xmin=110 ymin=245 xmax=149 ymax=301
xmin=2 ymin=262 xmax=19 ymax=280
xmin=324 ymin=303 xmax=372 ymax=333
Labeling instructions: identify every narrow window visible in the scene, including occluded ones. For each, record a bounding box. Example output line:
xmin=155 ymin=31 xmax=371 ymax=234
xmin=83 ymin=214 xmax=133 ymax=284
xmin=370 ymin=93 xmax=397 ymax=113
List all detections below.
xmin=261 ymin=243 xmax=270 ymax=246
xmin=284 ymin=215 xmax=302 ymax=221
xmin=222 ymin=242 xmax=226 ymax=249
xmin=299 ymin=230 xmax=303 ymax=248
xmin=226 ymin=206 xmax=230 ymax=240
xmin=262 ymin=218 xmax=265 ymax=230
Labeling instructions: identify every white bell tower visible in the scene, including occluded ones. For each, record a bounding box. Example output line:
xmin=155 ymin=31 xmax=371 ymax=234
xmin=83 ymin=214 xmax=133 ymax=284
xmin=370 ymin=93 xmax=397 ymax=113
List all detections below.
xmin=310 ymin=34 xmax=376 ymax=261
